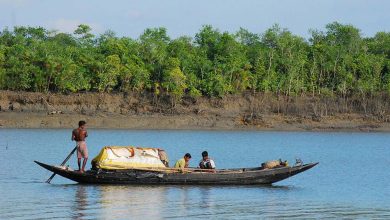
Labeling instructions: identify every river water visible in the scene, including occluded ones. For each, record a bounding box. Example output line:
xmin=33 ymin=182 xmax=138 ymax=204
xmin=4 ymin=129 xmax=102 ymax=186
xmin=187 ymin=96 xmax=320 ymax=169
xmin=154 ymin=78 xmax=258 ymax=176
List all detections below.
xmin=0 ymin=129 xmax=389 ymax=219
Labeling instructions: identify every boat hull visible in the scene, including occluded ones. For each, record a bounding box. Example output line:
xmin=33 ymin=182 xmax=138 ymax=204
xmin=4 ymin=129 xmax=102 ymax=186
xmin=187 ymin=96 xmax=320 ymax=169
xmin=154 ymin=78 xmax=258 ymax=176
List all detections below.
xmin=35 ymin=161 xmax=318 ymax=185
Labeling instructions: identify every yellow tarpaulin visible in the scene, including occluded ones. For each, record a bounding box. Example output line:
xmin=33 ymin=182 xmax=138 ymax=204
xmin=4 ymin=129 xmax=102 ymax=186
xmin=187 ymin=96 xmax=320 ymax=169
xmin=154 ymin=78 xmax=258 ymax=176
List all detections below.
xmin=91 ymin=146 xmax=166 ymax=169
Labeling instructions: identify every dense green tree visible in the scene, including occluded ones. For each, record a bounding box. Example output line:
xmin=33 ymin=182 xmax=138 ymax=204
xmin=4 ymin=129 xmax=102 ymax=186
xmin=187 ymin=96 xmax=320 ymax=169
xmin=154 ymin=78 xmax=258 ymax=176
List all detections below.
xmin=0 ymin=46 xmax=6 ymax=88
xmin=139 ymin=28 xmax=170 ymax=84
xmin=119 ymin=55 xmax=150 ymax=92
xmin=74 ymin=24 xmax=95 ymax=45
xmin=168 ymin=36 xmax=201 ymax=97
xmin=162 ymin=57 xmax=187 ymax=101
xmin=0 ymin=23 xmax=388 ymax=98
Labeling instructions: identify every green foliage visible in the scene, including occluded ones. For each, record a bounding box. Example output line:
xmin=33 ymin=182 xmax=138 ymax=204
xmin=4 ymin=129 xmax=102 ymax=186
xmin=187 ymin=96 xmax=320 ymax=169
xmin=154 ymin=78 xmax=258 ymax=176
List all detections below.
xmin=119 ymin=56 xmax=150 ymax=92
xmin=162 ymin=58 xmax=187 ymax=100
xmin=74 ymin=24 xmax=94 ymax=45
xmin=0 ymin=46 xmax=5 ymax=88
xmin=0 ymin=23 xmax=389 ymax=97
xmin=95 ymin=54 xmax=121 ymax=92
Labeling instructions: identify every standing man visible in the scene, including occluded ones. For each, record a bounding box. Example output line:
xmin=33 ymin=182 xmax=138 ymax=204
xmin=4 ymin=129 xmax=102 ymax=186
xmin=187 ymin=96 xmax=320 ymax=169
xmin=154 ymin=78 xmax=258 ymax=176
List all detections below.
xmin=174 ymin=153 xmax=192 ymax=169
xmin=199 ymin=151 xmax=216 ymax=169
xmin=72 ymin=120 xmax=88 ymax=172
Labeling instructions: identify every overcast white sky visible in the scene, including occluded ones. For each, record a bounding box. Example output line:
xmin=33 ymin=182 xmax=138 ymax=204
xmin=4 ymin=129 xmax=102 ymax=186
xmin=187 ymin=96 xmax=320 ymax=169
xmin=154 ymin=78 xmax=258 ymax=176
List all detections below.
xmin=0 ymin=0 xmax=389 ymax=38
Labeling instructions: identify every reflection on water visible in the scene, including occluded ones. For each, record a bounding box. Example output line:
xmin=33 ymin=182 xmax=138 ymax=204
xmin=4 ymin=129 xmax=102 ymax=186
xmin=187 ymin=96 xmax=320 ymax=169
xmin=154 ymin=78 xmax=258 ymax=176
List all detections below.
xmin=1 ymin=129 xmax=390 ymax=219
xmin=73 ymin=186 xmax=88 ymax=219
xmin=60 ymin=185 xmax=390 ymax=219
xmin=98 ymin=185 xmax=167 ymax=219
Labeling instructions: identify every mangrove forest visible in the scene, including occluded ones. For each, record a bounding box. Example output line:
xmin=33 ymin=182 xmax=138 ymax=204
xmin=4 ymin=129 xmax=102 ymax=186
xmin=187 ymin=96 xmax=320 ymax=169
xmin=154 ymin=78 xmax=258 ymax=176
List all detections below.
xmin=0 ymin=23 xmax=389 ymax=100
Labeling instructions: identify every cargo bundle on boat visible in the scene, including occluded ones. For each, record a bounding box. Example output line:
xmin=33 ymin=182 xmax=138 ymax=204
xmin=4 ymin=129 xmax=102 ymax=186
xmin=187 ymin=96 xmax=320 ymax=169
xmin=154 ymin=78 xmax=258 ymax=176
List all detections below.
xmin=91 ymin=146 xmax=168 ymax=170
xmin=35 ymin=146 xmax=318 ymax=185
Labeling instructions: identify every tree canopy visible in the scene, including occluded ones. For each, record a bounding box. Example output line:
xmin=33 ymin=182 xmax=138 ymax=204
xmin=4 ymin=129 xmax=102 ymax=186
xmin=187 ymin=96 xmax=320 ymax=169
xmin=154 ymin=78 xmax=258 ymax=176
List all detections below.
xmin=0 ymin=23 xmax=389 ymax=99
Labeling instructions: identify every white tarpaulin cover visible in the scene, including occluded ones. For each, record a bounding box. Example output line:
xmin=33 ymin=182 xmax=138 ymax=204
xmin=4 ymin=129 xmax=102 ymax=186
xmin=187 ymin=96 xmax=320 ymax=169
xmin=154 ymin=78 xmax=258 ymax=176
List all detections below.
xmin=92 ymin=146 xmax=166 ymax=169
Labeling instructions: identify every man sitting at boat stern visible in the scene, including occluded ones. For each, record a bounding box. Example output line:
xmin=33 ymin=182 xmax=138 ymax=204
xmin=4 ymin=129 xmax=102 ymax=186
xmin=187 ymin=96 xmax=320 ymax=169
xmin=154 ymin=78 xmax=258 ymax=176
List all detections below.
xmin=174 ymin=153 xmax=192 ymax=169
xmin=72 ymin=120 xmax=88 ymax=172
xmin=199 ymin=151 xmax=216 ymax=169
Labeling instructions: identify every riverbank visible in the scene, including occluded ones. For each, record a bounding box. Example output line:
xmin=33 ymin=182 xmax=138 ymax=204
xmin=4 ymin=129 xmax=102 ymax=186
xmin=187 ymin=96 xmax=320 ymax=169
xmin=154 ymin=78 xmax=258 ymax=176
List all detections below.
xmin=1 ymin=91 xmax=389 ymax=131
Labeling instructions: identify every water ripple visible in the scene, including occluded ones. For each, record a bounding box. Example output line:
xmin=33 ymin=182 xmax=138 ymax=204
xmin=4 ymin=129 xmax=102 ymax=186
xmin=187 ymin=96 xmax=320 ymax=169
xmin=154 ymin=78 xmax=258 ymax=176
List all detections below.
xmin=2 ymin=129 xmax=390 ymax=219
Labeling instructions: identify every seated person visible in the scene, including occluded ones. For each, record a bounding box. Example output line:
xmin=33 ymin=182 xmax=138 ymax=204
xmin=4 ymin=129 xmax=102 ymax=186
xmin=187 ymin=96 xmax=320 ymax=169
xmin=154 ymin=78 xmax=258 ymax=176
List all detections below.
xmin=199 ymin=151 xmax=216 ymax=169
xmin=174 ymin=153 xmax=192 ymax=169
xmin=158 ymin=149 xmax=169 ymax=167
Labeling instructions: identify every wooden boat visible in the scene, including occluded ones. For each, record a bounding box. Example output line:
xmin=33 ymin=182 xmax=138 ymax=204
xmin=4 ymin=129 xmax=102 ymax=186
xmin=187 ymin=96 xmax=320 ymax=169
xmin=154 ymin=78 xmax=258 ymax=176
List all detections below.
xmin=34 ymin=160 xmax=318 ymax=185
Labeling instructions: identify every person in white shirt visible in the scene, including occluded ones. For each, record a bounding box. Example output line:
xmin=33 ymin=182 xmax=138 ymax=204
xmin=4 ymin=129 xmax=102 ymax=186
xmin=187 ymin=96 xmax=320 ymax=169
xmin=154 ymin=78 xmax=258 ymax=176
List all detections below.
xmin=199 ymin=151 xmax=216 ymax=169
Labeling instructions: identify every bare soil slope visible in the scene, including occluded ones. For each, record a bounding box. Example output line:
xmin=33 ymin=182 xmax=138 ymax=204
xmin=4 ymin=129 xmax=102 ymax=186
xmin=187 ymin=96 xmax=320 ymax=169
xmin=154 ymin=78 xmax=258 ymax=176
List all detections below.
xmin=1 ymin=90 xmax=389 ymax=131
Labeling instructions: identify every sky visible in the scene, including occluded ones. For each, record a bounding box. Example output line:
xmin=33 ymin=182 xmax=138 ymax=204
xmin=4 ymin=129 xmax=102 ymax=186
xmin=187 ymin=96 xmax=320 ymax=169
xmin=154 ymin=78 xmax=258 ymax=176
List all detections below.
xmin=0 ymin=0 xmax=389 ymax=39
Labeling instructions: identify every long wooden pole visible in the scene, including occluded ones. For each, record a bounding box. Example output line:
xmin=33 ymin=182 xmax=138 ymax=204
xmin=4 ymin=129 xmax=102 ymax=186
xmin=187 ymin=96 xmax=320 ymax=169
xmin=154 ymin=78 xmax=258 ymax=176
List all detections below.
xmin=46 ymin=146 xmax=77 ymax=183
xmin=122 ymin=166 xmax=217 ymax=173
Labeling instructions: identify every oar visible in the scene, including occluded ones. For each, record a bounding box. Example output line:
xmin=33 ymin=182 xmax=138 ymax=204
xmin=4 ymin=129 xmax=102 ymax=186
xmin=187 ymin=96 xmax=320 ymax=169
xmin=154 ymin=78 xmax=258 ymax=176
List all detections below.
xmin=46 ymin=146 xmax=77 ymax=183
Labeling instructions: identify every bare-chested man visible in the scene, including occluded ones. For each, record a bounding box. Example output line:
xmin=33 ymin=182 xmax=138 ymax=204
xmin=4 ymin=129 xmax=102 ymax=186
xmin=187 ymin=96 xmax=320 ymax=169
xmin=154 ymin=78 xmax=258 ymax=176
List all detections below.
xmin=72 ymin=120 xmax=88 ymax=172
